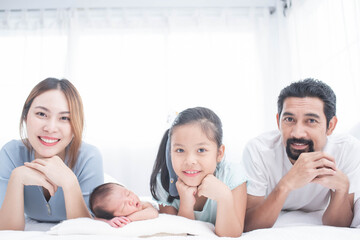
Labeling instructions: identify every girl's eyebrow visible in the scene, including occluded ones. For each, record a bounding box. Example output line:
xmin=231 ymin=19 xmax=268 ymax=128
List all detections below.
xmin=34 ymin=106 xmax=70 ymax=114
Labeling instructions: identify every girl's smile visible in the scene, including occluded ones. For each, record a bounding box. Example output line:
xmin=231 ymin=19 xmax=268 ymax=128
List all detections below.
xmin=171 ymin=123 xmax=224 ymax=187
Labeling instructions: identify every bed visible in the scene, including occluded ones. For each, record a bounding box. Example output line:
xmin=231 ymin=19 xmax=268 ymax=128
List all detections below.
xmin=1 ymin=200 xmax=359 ymax=240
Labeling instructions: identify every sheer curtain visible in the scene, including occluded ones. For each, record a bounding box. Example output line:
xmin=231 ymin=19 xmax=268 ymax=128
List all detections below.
xmin=0 ymin=6 xmax=276 ymax=195
xmin=280 ymin=0 xmax=360 ymax=133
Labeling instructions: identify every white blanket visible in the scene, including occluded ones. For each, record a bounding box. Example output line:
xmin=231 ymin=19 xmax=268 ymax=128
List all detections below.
xmin=1 ymin=210 xmax=359 ymax=240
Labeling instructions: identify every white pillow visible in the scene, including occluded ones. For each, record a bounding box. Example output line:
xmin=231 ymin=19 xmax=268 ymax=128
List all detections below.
xmin=47 ymin=214 xmax=215 ymax=237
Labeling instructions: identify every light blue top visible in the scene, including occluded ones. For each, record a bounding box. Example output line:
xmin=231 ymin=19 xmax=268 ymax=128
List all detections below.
xmin=0 ymin=140 xmax=104 ymax=222
xmin=154 ymin=160 xmax=246 ymax=224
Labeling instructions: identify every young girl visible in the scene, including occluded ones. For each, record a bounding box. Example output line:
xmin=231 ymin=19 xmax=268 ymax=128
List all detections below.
xmin=150 ymin=107 xmax=247 ymax=237
xmin=0 ymin=78 xmax=104 ymax=230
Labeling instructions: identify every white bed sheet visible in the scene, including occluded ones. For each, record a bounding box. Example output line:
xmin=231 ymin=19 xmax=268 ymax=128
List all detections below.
xmin=1 ymin=209 xmax=359 ymax=240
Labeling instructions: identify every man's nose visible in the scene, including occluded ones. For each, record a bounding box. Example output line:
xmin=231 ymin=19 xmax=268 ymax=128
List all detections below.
xmin=291 ymin=123 xmax=307 ymax=139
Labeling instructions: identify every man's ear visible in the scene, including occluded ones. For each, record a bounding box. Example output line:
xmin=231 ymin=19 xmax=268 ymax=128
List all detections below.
xmin=276 ymin=113 xmax=280 ymax=130
xmin=326 ymin=116 xmax=338 ymax=136
xmin=217 ymin=144 xmax=225 ymax=163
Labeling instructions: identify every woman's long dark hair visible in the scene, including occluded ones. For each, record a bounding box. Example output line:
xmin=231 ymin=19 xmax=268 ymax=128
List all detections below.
xmin=150 ymin=107 xmax=223 ymax=203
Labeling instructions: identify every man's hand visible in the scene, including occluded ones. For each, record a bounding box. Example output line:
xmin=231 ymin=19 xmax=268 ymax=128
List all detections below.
xmin=312 ymin=169 xmax=349 ymax=193
xmin=281 ymin=152 xmax=336 ymax=191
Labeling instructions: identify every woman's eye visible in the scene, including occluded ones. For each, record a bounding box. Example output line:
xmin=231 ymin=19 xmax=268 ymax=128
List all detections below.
xmin=36 ymin=112 xmax=46 ymax=117
xmin=60 ymin=116 xmax=70 ymax=121
xmin=175 ymin=149 xmax=184 ymax=153
xmin=198 ymin=148 xmax=206 ymax=153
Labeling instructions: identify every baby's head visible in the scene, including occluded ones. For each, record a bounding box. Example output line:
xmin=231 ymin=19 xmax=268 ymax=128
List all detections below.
xmin=89 ymin=183 xmax=141 ymax=219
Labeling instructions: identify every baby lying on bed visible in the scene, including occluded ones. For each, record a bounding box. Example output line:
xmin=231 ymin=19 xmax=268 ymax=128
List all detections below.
xmin=89 ymin=183 xmax=158 ymax=228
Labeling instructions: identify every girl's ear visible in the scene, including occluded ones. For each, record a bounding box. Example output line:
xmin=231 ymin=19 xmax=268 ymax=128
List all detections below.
xmin=216 ymin=144 xmax=225 ymax=163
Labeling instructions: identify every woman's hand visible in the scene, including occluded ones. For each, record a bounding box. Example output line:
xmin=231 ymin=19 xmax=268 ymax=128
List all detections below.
xmin=24 ymin=156 xmax=76 ymax=188
xmin=14 ymin=165 xmax=58 ymax=196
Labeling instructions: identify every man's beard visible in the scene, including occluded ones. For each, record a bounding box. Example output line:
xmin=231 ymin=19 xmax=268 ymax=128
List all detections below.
xmin=286 ymin=138 xmax=314 ymax=161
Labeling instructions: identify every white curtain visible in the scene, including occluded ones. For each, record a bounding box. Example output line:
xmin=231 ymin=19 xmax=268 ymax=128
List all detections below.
xmin=280 ymin=0 xmax=360 ymax=133
xmin=0 ymin=7 xmax=276 ymax=195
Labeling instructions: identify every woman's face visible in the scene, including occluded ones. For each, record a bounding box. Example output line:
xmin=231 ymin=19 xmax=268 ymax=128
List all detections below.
xmin=26 ymin=89 xmax=73 ymax=160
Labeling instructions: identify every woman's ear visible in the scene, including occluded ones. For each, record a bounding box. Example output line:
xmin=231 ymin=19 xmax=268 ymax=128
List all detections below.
xmin=217 ymin=144 xmax=225 ymax=163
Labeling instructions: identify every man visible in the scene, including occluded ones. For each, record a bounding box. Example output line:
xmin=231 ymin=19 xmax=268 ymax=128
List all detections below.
xmin=243 ymin=78 xmax=360 ymax=231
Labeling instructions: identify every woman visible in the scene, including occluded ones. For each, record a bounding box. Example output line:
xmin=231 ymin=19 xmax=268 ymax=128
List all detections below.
xmin=0 ymin=78 xmax=103 ymax=230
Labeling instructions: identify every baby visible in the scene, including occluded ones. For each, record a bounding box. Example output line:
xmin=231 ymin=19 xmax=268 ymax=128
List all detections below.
xmin=89 ymin=182 xmax=158 ymax=228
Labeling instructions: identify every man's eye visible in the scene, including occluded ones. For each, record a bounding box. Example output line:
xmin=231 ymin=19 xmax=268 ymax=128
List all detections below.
xmin=284 ymin=117 xmax=294 ymax=122
xmin=307 ymin=119 xmax=317 ymax=124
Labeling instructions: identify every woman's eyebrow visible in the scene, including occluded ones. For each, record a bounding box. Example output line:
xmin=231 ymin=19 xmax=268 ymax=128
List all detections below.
xmin=34 ymin=106 xmax=70 ymax=114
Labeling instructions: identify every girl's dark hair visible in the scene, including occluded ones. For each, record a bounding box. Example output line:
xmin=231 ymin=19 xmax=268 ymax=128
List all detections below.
xmin=150 ymin=107 xmax=223 ymax=203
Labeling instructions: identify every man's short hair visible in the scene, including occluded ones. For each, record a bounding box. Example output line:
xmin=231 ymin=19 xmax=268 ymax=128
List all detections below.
xmin=277 ymin=78 xmax=336 ymax=128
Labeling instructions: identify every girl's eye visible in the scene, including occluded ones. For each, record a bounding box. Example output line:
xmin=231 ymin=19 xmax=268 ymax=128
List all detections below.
xmin=198 ymin=148 xmax=206 ymax=153
xmin=60 ymin=116 xmax=70 ymax=121
xmin=175 ymin=149 xmax=184 ymax=153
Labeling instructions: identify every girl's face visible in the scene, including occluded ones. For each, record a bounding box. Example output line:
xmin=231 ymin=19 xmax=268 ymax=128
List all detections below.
xmin=171 ymin=123 xmax=224 ymax=187
xmin=26 ymin=89 xmax=73 ymax=160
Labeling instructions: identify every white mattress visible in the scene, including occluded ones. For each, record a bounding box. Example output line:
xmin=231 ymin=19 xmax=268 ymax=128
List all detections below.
xmin=1 ymin=209 xmax=359 ymax=240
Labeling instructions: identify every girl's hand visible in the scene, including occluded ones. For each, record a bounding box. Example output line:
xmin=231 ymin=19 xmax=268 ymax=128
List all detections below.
xmin=14 ymin=165 xmax=58 ymax=196
xmin=197 ymin=174 xmax=231 ymax=202
xmin=176 ymin=178 xmax=197 ymax=208
xmin=24 ymin=156 xmax=75 ymax=188
xmin=97 ymin=216 xmax=131 ymax=228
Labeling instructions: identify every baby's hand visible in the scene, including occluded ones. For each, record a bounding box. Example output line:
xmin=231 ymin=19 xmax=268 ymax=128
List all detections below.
xmin=99 ymin=216 xmax=131 ymax=228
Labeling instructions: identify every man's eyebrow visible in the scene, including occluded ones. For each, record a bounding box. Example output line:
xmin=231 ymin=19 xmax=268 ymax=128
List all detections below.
xmin=305 ymin=113 xmax=320 ymax=119
xmin=282 ymin=112 xmax=294 ymax=116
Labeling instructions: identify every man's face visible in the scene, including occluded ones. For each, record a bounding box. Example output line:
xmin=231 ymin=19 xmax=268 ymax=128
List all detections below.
xmin=277 ymin=97 xmax=337 ymax=163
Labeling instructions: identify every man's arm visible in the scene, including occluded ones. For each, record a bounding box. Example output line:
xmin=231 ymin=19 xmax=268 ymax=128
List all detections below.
xmin=127 ymin=202 xmax=158 ymax=222
xmin=313 ymin=170 xmax=354 ymax=226
xmin=245 ymin=152 xmax=337 ymax=231
xmin=245 ymin=180 xmax=291 ymax=232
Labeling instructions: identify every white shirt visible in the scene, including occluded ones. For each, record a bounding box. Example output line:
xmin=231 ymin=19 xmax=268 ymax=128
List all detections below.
xmin=242 ymin=130 xmax=360 ymax=211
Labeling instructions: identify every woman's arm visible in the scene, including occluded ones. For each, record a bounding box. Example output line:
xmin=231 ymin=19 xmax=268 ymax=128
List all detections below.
xmin=0 ymin=166 xmax=57 ymax=230
xmin=25 ymin=156 xmax=91 ymax=219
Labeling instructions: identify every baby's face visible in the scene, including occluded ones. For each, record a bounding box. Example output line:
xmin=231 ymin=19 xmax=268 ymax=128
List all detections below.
xmin=106 ymin=185 xmax=142 ymax=217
